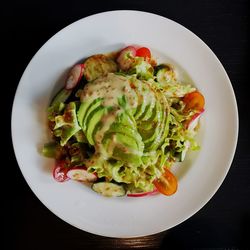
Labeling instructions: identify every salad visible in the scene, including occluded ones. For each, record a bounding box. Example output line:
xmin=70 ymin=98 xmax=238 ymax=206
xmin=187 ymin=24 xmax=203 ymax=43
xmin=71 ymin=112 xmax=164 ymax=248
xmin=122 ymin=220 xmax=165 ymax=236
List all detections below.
xmin=42 ymin=45 xmax=205 ymax=197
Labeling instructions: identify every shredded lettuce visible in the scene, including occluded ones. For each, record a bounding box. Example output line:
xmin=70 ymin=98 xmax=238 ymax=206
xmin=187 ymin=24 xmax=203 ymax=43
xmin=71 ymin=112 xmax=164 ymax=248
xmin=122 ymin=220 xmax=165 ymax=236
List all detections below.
xmin=53 ymin=102 xmax=81 ymax=146
xmin=129 ymin=57 xmax=154 ymax=80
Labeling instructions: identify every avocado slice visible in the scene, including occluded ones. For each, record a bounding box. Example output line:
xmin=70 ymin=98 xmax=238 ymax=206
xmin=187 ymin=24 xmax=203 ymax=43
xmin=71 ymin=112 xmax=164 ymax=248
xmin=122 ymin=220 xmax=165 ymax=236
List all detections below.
xmin=85 ymin=106 xmax=111 ymax=145
xmin=112 ymin=146 xmax=142 ymax=166
xmin=138 ymin=99 xmax=161 ymax=141
xmin=137 ymin=90 xmax=158 ymax=131
xmin=144 ymin=92 xmax=169 ymax=151
xmin=81 ymin=98 xmax=103 ymax=131
xmin=143 ymin=101 xmax=164 ymax=151
xmin=115 ymin=133 xmax=139 ymax=150
xmin=137 ymin=97 xmax=154 ymax=122
xmin=108 ymin=123 xmax=144 ymax=152
xmin=153 ymin=100 xmax=170 ymax=150
xmin=134 ymin=84 xmax=151 ymax=120
xmin=140 ymin=94 xmax=156 ymax=121
xmin=103 ymin=132 xmax=139 ymax=152
xmin=116 ymin=110 xmax=136 ymax=127
xmin=77 ymin=98 xmax=102 ymax=128
xmin=136 ymin=86 xmax=156 ymax=121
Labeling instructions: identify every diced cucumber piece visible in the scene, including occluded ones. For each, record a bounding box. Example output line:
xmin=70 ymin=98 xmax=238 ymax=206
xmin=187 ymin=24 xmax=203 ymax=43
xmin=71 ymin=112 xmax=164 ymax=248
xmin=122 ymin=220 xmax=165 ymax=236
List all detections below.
xmin=42 ymin=142 xmax=57 ymax=158
xmin=92 ymin=182 xmax=125 ymax=197
xmin=50 ymin=88 xmax=72 ymax=106
xmin=155 ymin=64 xmax=175 ymax=85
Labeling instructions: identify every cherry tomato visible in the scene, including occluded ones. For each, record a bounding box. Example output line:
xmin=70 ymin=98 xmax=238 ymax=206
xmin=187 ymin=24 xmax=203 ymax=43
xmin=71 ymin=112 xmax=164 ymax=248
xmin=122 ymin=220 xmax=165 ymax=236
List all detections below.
xmin=53 ymin=161 xmax=70 ymax=182
xmin=183 ymin=91 xmax=205 ymax=112
xmin=136 ymin=47 xmax=151 ymax=61
xmin=153 ymin=169 xmax=178 ymax=196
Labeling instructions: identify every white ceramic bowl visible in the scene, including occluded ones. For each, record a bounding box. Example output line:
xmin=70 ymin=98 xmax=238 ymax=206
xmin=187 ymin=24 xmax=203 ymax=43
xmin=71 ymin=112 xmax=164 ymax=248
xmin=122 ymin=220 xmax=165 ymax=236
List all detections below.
xmin=11 ymin=10 xmax=238 ymax=237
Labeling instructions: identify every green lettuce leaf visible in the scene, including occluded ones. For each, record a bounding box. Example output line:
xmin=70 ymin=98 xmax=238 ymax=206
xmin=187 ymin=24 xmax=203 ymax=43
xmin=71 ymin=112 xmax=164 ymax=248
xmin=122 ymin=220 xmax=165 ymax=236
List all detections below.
xmin=54 ymin=102 xmax=81 ymax=146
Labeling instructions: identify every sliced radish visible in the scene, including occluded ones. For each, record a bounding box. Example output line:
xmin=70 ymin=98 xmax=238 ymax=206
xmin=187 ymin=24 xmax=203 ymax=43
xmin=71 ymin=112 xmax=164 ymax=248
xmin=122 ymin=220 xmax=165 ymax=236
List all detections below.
xmin=186 ymin=108 xmax=204 ymax=131
xmin=67 ymin=167 xmax=97 ymax=182
xmin=180 ymin=140 xmax=190 ymax=162
xmin=116 ymin=46 xmax=136 ymax=71
xmin=127 ymin=189 xmax=158 ymax=197
xmin=53 ymin=161 xmax=70 ymax=182
xmin=65 ymin=64 xmax=84 ymax=90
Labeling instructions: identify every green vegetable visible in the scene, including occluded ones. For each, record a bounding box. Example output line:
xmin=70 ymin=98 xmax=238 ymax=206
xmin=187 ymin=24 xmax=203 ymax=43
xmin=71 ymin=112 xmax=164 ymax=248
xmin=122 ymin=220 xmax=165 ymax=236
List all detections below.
xmin=155 ymin=64 xmax=176 ymax=85
xmin=129 ymin=57 xmax=154 ymax=80
xmin=54 ymin=102 xmax=81 ymax=146
xmin=42 ymin=142 xmax=57 ymax=158
xmin=43 ymin=50 xmax=202 ymax=196
xmin=92 ymin=182 xmax=126 ymax=197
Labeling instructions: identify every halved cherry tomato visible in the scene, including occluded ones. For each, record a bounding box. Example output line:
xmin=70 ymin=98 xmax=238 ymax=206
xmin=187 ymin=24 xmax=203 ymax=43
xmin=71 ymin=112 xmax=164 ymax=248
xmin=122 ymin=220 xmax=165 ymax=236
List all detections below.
xmin=136 ymin=47 xmax=151 ymax=61
xmin=183 ymin=91 xmax=205 ymax=112
xmin=153 ymin=169 xmax=177 ymax=196
xmin=53 ymin=161 xmax=70 ymax=182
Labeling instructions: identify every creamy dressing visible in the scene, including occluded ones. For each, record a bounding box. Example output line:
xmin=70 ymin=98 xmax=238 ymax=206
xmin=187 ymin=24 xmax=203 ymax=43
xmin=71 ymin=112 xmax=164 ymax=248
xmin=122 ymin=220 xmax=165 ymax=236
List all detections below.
xmin=81 ymin=73 xmax=138 ymax=108
xmin=94 ymin=109 xmax=121 ymax=158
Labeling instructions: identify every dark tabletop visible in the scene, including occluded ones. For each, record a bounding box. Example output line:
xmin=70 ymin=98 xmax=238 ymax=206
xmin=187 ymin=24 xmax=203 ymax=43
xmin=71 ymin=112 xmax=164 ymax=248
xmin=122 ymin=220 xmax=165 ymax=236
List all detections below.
xmin=3 ymin=0 xmax=249 ymax=249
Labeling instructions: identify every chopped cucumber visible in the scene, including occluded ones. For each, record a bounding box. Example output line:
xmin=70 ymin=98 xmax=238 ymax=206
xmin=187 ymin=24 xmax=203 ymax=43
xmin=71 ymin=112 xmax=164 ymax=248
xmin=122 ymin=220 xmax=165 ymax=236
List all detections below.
xmin=50 ymin=88 xmax=72 ymax=106
xmin=92 ymin=182 xmax=125 ymax=197
xmin=42 ymin=142 xmax=57 ymax=158
xmin=155 ymin=64 xmax=175 ymax=85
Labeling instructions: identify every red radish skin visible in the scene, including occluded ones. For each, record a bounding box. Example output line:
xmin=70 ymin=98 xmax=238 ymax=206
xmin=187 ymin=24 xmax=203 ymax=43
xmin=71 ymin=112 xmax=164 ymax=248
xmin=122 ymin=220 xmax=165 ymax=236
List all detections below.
xmin=127 ymin=189 xmax=158 ymax=197
xmin=53 ymin=161 xmax=70 ymax=182
xmin=186 ymin=109 xmax=205 ymax=130
xmin=116 ymin=46 xmax=136 ymax=71
xmin=67 ymin=167 xmax=97 ymax=182
xmin=65 ymin=64 xmax=84 ymax=90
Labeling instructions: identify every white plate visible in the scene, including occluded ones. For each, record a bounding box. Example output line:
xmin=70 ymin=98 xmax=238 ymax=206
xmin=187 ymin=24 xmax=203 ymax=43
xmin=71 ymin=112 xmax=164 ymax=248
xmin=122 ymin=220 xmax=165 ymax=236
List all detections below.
xmin=11 ymin=10 xmax=238 ymax=237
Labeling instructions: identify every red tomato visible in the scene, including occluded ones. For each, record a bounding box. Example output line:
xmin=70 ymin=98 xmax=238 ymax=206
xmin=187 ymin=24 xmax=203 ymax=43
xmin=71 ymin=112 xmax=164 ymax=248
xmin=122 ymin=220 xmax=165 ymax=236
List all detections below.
xmin=136 ymin=47 xmax=151 ymax=61
xmin=183 ymin=91 xmax=205 ymax=112
xmin=153 ymin=169 xmax=178 ymax=196
xmin=53 ymin=161 xmax=70 ymax=182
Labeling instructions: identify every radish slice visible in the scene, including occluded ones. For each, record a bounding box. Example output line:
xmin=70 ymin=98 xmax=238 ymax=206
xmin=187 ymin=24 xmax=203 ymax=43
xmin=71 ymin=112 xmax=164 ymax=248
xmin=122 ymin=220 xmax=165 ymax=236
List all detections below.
xmin=116 ymin=46 xmax=136 ymax=71
xmin=65 ymin=64 xmax=84 ymax=90
xmin=53 ymin=161 xmax=70 ymax=182
xmin=127 ymin=189 xmax=158 ymax=197
xmin=186 ymin=108 xmax=204 ymax=131
xmin=67 ymin=167 xmax=97 ymax=182
xmin=180 ymin=141 xmax=191 ymax=162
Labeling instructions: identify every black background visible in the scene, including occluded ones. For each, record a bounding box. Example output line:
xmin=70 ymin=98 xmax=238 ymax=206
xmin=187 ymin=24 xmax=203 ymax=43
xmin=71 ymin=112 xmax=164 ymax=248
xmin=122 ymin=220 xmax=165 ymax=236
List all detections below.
xmin=3 ymin=0 xmax=249 ymax=249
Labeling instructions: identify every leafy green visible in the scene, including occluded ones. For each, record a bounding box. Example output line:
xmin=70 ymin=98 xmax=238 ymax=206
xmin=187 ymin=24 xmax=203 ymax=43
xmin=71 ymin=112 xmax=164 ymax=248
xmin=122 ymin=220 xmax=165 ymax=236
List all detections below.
xmin=54 ymin=102 xmax=81 ymax=146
